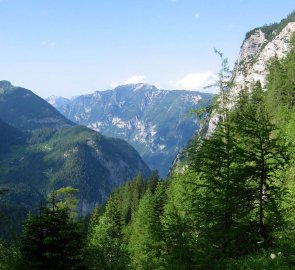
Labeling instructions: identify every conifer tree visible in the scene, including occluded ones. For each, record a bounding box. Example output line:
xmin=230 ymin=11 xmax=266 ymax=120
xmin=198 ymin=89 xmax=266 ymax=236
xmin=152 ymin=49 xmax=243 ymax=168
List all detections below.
xmin=20 ymin=196 xmax=84 ymax=270
xmin=233 ymin=82 xmax=289 ymax=245
xmin=188 ymin=51 xmax=247 ymax=261
xmin=128 ymin=190 xmax=166 ymax=270
xmin=87 ymin=195 xmax=128 ymax=270
xmin=161 ymin=172 xmax=198 ymax=269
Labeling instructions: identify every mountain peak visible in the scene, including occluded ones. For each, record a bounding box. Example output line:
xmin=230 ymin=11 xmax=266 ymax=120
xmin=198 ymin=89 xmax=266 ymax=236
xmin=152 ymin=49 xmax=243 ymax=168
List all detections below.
xmin=114 ymin=83 xmax=157 ymax=92
xmin=46 ymin=95 xmax=71 ymax=106
xmin=0 ymin=84 xmax=74 ymax=130
xmin=0 ymin=80 xmax=13 ymax=89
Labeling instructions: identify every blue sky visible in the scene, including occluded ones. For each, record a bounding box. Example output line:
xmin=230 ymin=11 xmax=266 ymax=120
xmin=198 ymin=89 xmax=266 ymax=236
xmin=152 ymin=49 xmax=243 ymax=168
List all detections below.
xmin=0 ymin=0 xmax=294 ymax=97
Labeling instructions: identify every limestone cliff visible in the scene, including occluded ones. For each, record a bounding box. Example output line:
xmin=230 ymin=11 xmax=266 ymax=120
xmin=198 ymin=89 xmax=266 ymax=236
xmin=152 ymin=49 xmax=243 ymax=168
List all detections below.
xmin=232 ymin=22 xmax=295 ymax=95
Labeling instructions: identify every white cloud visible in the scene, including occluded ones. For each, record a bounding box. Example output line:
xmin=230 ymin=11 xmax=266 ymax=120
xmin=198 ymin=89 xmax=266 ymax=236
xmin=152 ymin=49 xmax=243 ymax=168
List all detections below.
xmin=110 ymin=75 xmax=147 ymax=89
xmin=110 ymin=82 xmax=119 ymax=88
xmin=124 ymin=75 xmax=146 ymax=84
xmin=175 ymin=72 xmax=218 ymax=93
xmin=194 ymin=13 xmax=200 ymax=19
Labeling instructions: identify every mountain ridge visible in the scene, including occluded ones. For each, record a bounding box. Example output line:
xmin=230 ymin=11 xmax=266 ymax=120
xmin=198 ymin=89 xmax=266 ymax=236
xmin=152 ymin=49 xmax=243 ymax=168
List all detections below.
xmin=0 ymin=83 xmax=151 ymax=219
xmin=0 ymin=81 xmax=75 ymax=131
xmin=48 ymin=83 xmax=214 ymax=177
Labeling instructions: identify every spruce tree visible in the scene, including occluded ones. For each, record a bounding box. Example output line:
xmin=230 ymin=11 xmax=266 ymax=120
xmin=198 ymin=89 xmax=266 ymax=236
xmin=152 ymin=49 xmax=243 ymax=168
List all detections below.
xmin=128 ymin=190 xmax=166 ymax=270
xmin=188 ymin=51 xmax=247 ymax=261
xmin=233 ymin=82 xmax=289 ymax=246
xmin=87 ymin=195 xmax=128 ymax=270
xmin=20 ymin=197 xmax=84 ymax=270
xmin=161 ymin=172 xmax=198 ymax=269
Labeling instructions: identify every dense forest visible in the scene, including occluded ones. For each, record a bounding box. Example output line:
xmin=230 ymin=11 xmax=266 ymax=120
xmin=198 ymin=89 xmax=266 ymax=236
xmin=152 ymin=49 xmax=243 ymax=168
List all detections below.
xmin=1 ymin=33 xmax=295 ymax=270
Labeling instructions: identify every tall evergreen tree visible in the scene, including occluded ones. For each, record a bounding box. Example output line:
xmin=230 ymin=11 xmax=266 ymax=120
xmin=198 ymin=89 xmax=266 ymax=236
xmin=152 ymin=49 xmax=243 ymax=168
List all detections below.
xmin=20 ymin=196 xmax=84 ymax=270
xmin=161 ymin=171 xmax=199 ymax=269
xmin=233 ymin=82 xmax=289 ymax=245
xmin=128 ymin=190 xmax=166 ymax=270
xmin=188 ymin=51 xmax=250 ymax=262
xmin=87 ymin=195 xmax=128 ymax=270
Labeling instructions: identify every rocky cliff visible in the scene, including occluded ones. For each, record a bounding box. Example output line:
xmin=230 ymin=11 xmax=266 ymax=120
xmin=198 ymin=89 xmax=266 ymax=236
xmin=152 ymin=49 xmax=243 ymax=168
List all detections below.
xmin=171 ymin=11 xmax=295 ymax=173
xmin=232 ymin=21 xmax=295 ymax=95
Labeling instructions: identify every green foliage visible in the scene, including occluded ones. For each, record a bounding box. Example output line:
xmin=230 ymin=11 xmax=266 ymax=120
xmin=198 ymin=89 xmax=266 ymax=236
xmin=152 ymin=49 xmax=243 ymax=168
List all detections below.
xmin=234 ymin=83 xmax=290 ymax=244
xmin=52 ymin=186 xmax=79 ymax=219
xmin=82 ymin=44 xmax=295 ymax=269
xmin=266 ymin=34 xmax=295 ymax=124
xmin=128 ymin=191 xmax=166 ymax=270
xmin=87 ymin=195 xmax=129 ymax=270
xmin=0 ymin=122 xmax=150 ymax=240
xmin=226 ymin=251 xmax=294 ymax=270
xmin=0 ymin=240 xmax=20 ymax=270
xmin=86 ymin=172 xmax=165 ymax=269
xmin=161 ymin=171 xmax=199 ymax=269
xmin=19 ymin=198 xmax=84 ymax=270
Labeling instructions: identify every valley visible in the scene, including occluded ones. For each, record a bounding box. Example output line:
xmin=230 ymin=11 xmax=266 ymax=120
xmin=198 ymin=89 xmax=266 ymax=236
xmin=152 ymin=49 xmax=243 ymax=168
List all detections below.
xmin=1 ymin=4 xmax=295 ymax=270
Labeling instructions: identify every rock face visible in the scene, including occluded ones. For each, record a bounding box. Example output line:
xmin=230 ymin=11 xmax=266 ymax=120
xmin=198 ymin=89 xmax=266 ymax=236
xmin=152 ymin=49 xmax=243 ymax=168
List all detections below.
xmin=208 ymin=19 xmax=295 ymax=134
xmin=49 ymin=83 xmax=214 ymax=177
xmin=170 ymin=12 xmax=295 ymax=172
xmin=232 ymin=22 xmax=295 ymax=95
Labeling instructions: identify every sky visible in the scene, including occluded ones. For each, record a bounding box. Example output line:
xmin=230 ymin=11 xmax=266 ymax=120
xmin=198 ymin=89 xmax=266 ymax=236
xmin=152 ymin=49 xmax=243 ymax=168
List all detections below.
xmin=0 ymin=0 xmax=294 ymax=98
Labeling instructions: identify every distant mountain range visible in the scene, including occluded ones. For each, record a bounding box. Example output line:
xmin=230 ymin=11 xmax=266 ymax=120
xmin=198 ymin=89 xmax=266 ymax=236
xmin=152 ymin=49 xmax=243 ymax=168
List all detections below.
xmin=0 ymin=81 xmax=150 ymax=234
xmin=48 ymin=83 xmax=214 ymax=177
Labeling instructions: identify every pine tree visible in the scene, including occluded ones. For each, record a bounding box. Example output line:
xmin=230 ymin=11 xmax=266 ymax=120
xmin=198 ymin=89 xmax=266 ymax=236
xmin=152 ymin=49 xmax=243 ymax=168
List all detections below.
xmin=233 ymin=82 xmax=289 ymax=246
xmin=188 ymin=51 xmax=248 ymax=261
xmin=20 ymin=197 xmax=84 ymax=270
xmin=161 ymin=172 xmax=199 ymax=269
xmin=187 ymin=52 xmax=265 ymax=265
xmin=128 ymin=190 xmax=166 ymax=270
xmin=87 ymin=195 xmax=128 ymax=270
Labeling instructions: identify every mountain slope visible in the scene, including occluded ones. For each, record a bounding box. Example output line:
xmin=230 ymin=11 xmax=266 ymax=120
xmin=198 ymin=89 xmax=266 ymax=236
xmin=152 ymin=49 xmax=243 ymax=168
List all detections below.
xmin=0 ymin=118 xmax=26 ymax=154
xmin=49 ymin=83 xmax=214 ymax=177
xmin=0 ymin=81 xmax=74 ymax=130
xmin=0 ymin=124 xmax=150 ymax=214
xmin=0 ymin=83 xmax=151 ymax=218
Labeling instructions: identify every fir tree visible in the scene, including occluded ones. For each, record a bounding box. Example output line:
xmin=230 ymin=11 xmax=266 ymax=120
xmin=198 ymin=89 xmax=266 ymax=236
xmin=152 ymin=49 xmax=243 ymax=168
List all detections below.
xmin=20 ymin=196 xmax=84 ymax=270
xmin=128 ymin=190 xmax=166 ymax=270
xmin=233 ymin=82 xmax=289 ymax=245
xmin=87 ymin=195 xmax=128 ymax=270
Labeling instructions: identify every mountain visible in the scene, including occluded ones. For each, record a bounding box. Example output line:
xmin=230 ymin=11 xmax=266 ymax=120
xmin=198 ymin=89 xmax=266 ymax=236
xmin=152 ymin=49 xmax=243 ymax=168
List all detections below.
xmin=204 ymin=11 xmax=295 ymax=137
xmin=0 ymin=118 xmax=26 ymax=154
xmin=1 ymin=125 xmax=150 ymax=210
xmin=172 ymin=11 xmax=295 ymax=172
xmin=232 ymin=11 xmax=295 ymax=95
xmin=0 ymin=83 xmax=151 ymax=221
xmin=0 ymin=81 xmax=74 ymax=130
xmin=47 ymin=95 xmax=71 ymax=107
xmin=48 ymin=83 xmax=214 ymax=177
